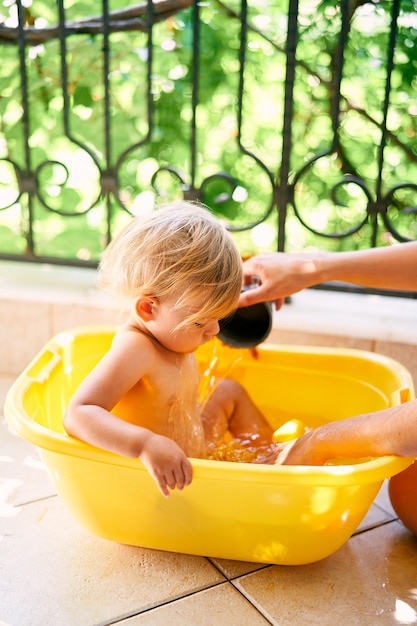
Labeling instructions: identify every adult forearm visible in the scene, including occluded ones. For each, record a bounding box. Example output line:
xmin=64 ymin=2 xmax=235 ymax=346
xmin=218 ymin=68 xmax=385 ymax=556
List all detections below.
xmin=279 ymin=400 xmax=417 ymax=466
xmin=239 ymin=241 xmax=417 ymax=308
xmin=320 ymin=242 xmax=417 ymax=291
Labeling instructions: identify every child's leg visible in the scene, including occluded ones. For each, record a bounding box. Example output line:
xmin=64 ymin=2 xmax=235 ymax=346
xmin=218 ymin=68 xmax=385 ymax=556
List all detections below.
xmin=201 ymin=378 xmax=273 ymax=444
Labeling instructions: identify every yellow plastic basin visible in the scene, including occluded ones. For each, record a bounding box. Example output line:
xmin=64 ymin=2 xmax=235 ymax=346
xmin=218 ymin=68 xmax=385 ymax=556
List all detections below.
xmin=4 ymin=326 xmax=415 ymax=565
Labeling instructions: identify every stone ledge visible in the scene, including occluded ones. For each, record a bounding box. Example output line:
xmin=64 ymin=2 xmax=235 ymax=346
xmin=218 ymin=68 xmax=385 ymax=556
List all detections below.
xmin=274 ymin=288 xmax=417 ymax=346
xmin=2 ymin=260 xmax=417 ymax=344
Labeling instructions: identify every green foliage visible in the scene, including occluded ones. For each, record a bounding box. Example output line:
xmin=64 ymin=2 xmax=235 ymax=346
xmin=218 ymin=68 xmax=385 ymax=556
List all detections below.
xmin=0 ymin=0 xmax=416 ymax=263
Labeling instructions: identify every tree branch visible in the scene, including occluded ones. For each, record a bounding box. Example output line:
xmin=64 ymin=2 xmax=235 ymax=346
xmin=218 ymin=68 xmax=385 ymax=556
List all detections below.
xmin=0 ymin=0 xmax=192 ymax=45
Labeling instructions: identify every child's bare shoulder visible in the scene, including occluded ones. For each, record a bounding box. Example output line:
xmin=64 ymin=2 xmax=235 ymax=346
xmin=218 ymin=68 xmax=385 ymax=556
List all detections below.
xmin=110 ymin=324 xmax=156 ymax=361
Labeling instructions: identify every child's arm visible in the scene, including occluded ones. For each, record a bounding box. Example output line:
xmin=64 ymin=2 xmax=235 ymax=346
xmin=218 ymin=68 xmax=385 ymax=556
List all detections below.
xmin=64 ymin=330 xmax=192 ymax=497
xmin=273 ymin=400 xmax=417 ymax=466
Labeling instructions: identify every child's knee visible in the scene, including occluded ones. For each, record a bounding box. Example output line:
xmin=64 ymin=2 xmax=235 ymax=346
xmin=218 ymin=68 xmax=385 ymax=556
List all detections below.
xmin=217 ymin=378 xmax=247 ymax=401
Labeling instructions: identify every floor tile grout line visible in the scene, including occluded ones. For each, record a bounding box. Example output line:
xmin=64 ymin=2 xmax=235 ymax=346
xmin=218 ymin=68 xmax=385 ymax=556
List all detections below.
xmin=353 ymin=517 xmax=400 ymax=537
xmin=13 ymin=493 xmax=58 ymax=508
xmin=95 ymin=578 xmax=277 ymax=626
xmin=207 ymin=557 xmax=273 ymax=581
xmin=229 ymin=579 xmax=276 ymax=626
xmin=92 ymin=580 xmax=235 ymax=626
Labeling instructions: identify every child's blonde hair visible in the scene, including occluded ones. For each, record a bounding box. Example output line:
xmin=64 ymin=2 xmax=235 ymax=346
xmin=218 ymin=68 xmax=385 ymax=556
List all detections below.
xmin=98 ymin=201 xmax=243 ymax=329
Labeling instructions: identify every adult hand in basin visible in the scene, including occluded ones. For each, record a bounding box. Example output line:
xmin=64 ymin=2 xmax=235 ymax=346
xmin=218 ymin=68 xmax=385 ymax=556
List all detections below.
xmin=271 ymin=400 xmax=417 ymax=466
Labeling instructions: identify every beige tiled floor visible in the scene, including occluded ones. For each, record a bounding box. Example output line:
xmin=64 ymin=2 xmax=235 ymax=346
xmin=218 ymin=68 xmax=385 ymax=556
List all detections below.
xmin=1 ymin=376 xmax=417 ymax=626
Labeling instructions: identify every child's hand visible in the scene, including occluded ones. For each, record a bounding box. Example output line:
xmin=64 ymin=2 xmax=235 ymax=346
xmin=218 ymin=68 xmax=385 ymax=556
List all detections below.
xmin=139 ymin=433 xmax=193 ymax=497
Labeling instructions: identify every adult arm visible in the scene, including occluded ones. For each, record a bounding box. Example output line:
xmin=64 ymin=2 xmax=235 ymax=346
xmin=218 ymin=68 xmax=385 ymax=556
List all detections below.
xmin=274 ymin=399 xmax=417 ymax=466
xmin=239 ymin=242 xmax=417 ymax=307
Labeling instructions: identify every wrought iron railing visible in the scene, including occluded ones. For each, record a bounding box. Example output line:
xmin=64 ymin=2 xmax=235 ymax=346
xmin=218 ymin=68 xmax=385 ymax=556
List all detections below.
xmin=0 ymin=0 xmax=416 ymax=287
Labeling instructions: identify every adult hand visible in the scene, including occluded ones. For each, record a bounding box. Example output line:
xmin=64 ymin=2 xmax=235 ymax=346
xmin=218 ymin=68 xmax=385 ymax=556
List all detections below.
xmin=272 ymin=435 xmax=322 ymax=465
xmin=238 ymin=252 xmax=323 ymax=309
xmin=254 ymin=431 xmax=325 ymax=466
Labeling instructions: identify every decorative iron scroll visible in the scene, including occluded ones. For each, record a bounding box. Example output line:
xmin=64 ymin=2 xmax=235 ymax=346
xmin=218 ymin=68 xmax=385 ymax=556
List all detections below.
xmin=0 ymin=0 xmax=416 ymax=271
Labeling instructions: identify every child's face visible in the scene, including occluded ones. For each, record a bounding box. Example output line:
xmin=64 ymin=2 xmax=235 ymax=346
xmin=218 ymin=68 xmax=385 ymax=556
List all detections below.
xmin=151 ymin=297 xmax=224 ymax=353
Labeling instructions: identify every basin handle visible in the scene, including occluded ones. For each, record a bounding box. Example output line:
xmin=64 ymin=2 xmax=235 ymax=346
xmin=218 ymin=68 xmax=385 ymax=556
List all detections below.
xmin=391 ymin=387 xmax=412 ymax=405
xmin=26 ymin=348 xmax=62 ymax=382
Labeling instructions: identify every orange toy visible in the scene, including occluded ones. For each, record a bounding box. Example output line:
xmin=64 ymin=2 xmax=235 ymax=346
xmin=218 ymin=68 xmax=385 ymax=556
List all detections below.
xmin=388 ymin=462 xmax=417 ymax=535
